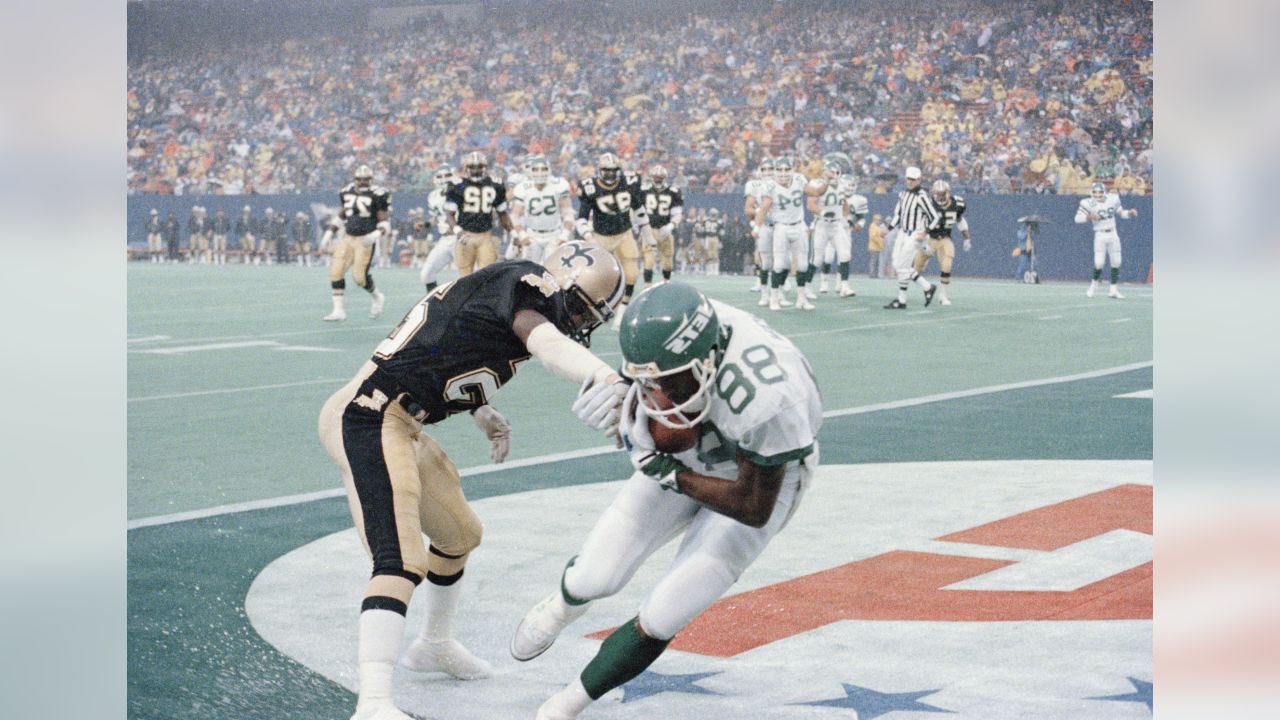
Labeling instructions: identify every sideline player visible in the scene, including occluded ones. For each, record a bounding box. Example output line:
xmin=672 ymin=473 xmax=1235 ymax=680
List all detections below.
xmin=808 ymin=160 xmax=860 ymax=298
xmin=913 ymin=180 xmax=972 ymax=306
xmin=754 ymin=155 xmax=823 ymax=310
xmin=744 ymin=157 xmax=774 ymax=298
xmin=508 ymin=154 xmax=573 ymax=264
xmin=640 ymin=164 xmax=683 ymax=287
xmin=576 ymin=151 xmax=655 ymax=328
xmin=323 ymin=164 xmax=389 ymax=321
xmin=510 ymin=282 xmax=822 ymax=720
xmin=445 ymin=152 xmax=512 ymax=277
xmin=420 ymin=165 xmax=458 ymax=292
xmin=319 ymin=242 xmax=629 ymax=720
xmin=146 ymin=208 xmax=162 ymax=262
xmin=1076 ymin=182 xmax=1138 ymax=298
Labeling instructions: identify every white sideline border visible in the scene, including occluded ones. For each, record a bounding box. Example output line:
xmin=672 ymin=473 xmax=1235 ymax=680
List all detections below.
xmin=127 ymin=361 xmax=1153 ymax=530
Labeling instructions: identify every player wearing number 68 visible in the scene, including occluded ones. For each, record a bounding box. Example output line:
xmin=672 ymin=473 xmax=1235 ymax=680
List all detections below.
xmin=510 ymin=282 xmax=824 ymax=720
xmin=318 ymin=242 xmax=627 ymax=720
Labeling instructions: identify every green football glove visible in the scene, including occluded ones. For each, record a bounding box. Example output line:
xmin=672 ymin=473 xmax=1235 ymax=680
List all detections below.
xmin=639 ymin=452 xmax=688 ymax=494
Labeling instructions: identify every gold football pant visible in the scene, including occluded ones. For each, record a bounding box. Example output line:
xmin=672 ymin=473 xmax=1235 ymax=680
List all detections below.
xmin=643 ymin=226 xmax=675 ymax=273
xmin=329 ymin=233 xmax=377 ymax=289
xmin=455 ymin=230 xmax=498 ymax=277
xmin=319 ymin=362 xmax=483 ymax=607
xmin=913 ymin=237 xmax=956 ymax=278
xmin=593 ymin=229 xmax=640 ymax=287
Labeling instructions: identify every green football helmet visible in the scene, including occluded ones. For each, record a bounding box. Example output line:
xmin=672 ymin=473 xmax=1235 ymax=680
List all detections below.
xmin=619 ymin=283 xmax=723 ymax=429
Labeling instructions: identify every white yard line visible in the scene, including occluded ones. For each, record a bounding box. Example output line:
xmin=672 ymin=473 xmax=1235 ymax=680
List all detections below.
xmin=128 ymin=378 xmax=351 ymax=403
xmin=127 ymin=360 xmax=1153 ymax=530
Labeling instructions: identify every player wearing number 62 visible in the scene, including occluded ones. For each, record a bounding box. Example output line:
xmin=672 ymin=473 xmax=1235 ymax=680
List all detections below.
xmin=318 ymin=241 xmax=628 ymax=720
xmin=510 ymin=282 xmax=824 ymax=720
xmin=445 ymin=151 xmax=514 ymax=277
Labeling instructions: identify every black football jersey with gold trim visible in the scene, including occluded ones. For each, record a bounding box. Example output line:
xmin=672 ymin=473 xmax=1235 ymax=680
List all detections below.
xmin=579 ymin=172 xmax=645 ymax=236
xmin=643 ymin=186 xmax=684 ymax=229
xmin=339 ymin=183 xmax=391 ymax=237
xmin=371 ymin=260 xmax=568 ymax=424
xmin=926 ymin=195 xmax=967 ymax=238
xmin=445 ymin=177 xmax=508 ymax=233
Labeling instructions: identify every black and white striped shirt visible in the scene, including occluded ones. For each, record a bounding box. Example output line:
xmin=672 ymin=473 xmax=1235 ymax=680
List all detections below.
xmin=887 ymin=186 xmax=938 ymax=235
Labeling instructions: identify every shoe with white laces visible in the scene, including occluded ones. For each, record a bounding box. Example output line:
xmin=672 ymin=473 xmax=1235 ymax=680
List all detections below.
xmin=510 ymin=592 xmax=590 ymax=662
xmin=768 ymin=290 xmax=782 ymax=311
xmin=939 ymin=286 xmax=951 ymax=306
xmin=323 ymin=309 xmax=347 ymax=322
xmin=757 ymin=290 xmax=769 ymax=307
xmin=884 ymin=299 xmax=907 ymax=309
xmin=777 ymin=293 xmax=793 ymax=308
xmin=923 ymin=284 xmax=938 ymax=307
xmin=940 ymin=297 xmax=952 ymax=306
xmin=402 ymin=638 xmax=493 ymax=680
xmin=804 ymin=287 xmax=818 ymax=300
xmin=1108 ymin=286 xmax=1125 ymax=299
xmin=796 ymin=295 xmax=816 ymax=311
xmin=369 ymin=290 xmax=386 ymax=319
xmin=819 ymin=278 xmax=829 ymax=294
xmin=1086 ymin=280 xmax=1098 ymax=298
xmin=838 ymin=283 xmax=856 ymax=298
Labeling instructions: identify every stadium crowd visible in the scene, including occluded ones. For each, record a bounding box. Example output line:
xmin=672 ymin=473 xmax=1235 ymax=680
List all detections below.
xmin=127 ymin=0 xmax=1152 ymax=197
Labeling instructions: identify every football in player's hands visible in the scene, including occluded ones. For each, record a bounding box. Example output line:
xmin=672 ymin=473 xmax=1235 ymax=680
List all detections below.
xmin=806 ymin=178 xmax=828 ymax=194
xmin=643 ymin=387 xmax=699 ymax=453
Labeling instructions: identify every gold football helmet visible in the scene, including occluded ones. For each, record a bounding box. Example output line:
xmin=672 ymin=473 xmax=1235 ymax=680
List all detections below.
xmin=353 ymin=164 xmax=373 ymax=188
xmin=932 ymin=179 xmax=951 ymax=205
xmin=596 ymin=152 xmax=622 ymax=188
xmin=543 ymin=241 xmax=624 ymax=346
xmin=462 ymin=152 xmax=487 ymax=180
xmin=649 ymin=164 xmax=668 ymax=190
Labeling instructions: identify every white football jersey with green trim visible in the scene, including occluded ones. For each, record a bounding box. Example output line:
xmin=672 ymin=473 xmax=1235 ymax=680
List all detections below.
xmin=513 ymin=177 xmax=571 ymax=232
xmin=675 ymin=300 xmax=822 ymax=477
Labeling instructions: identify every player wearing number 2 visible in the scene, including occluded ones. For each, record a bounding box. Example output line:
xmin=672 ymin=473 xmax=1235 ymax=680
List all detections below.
xmin=511 ymin=282 xmax=822 ymax=720
xmin=325 ymin=164 xmax=390 ymax=321
xmin=319 ymin=241 xmax=629 ymax=720
xmin=445 ymin=151 xmax=513 ymax=277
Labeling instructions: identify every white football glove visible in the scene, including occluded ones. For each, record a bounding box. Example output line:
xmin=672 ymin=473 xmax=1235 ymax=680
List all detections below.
xmin=618 ymin=383 xmax=656 ymax=468
xmin=963 ymin=238 xmax=972 ymax=252
xmin=572 ymin=374 xmax=628 ymax=437
xmin=923 ymin=244 xmax=937 ymax=258
xmin=472 ymin=405 xmax=510 ymax=463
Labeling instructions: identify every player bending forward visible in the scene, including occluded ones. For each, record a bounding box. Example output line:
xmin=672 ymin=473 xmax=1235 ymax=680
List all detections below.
xmin=511 ymin=282 xmax=823 ymax=720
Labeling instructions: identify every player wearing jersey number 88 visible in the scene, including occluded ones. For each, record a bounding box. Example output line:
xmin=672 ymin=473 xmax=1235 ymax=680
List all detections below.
xmin=511 ymin=282 xmax=823 ymax=720
xmin=319 ymin=242 xmax=626 ymax=720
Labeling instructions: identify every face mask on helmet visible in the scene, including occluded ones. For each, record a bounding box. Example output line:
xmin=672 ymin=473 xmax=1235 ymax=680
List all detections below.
xmin=650 ymin=166 xmax=667 ymax=189
xmin=619 ymin=283 xmax=722 ymax=429
xmin=932 ymin=180 xmax=951 ymax=205
xmin=530 ymin=161 xmax=550 ymax=184
xmin=542 ymin=241 xmax=624 ymax=347
xmin=756 ymin=160 xmax=775 ymax=180
xmin=823 ymin=162 xmax=841 ymax=181
xmin=1091 ymin=183 xmax=1106 ymax=201
xmin=433 ymin=166 xmax=454 ymax=191
xmin=463 ymin=153 xmax=487 ymax=180
xmin=354 ymin=165 xmax=373 ymax=188
xmin=597 ymin=153 xmax=621 ymax=186
xmin=773 ymin=159 xmax=793 ymax=183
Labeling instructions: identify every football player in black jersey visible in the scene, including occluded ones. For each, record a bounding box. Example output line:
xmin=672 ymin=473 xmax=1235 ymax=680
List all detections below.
xmin=576 ymin=151 xmax=655 ymax=328
xmin=326 ymin=164 xmax=391 ymax=321
xmin=913 ymin=179 xmax=972 ymax=306
xmin=319 ymin=242 xmax=629 ymax=720
xmin=640 ymin=165 xmax=683 ymax=287
xmin=445 ymin=151 xmax=513 ymax=277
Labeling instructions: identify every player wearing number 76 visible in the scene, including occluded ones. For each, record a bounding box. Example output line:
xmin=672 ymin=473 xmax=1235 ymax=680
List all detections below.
xmin=511 ymin=282 xmax=824 ymax=720
xmin=318 ymin=242 xmax=628 ymax=720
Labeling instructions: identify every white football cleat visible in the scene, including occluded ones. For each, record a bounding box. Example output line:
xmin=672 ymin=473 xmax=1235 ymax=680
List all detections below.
xmin=323 ymin=310 xmax=347 ymax=322
xmin=768 ymin=292 xmax=781 ymax=311
xmin=804 ymin=287 xmax=818 ymax=300
xmin=757 ymin=292 xmax=770 ymax=307
xmin=1086 ymin=280 xmax=1097 ymax=298
xmin=510 ymin=593 xmax=589 ymax=662
xmin=1109 ymin=286 xmax=1125 ymax=299
xmin=940 ymin=297 xmax=952 ymax=306
xmin=838 ymin=283 xmax=856 ymax=298
xmin=819 ymin=278 xmax=829 ymax=294
xmin=350 ymin=702 xmax=417 ymax=720
xmin=369 ymin=290 xmax=386 ymax=319
xmin=796 ymin=295 xmax=816 ymax=311
xmin=777 ymin=293 xmax=793 ymax=308
xmin=402 ymin=638 xmax=493 ymax=680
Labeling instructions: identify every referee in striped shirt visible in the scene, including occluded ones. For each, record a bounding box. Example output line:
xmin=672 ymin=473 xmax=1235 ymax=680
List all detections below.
xmin=885 ymin=166 xmax=940 ymax=309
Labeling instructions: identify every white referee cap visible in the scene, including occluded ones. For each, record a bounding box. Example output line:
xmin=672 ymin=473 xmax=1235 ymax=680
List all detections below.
xmin=905 ymin=166 xmax=922 ymax=180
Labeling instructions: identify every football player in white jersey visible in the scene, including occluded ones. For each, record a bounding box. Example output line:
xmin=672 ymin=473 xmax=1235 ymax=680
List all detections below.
xmin=511 ymin=282 xmax=822 ymax=720
xmin=507 ymin=154 xmax=574 ymax=264
xmin=1076 ymin=182 xmax=1138 ymax=298
xmin=743 ymin=157 xmax=774 ymax=295
xmin=420 ymin=164 xmax=458 ymax=292
xmin=808 ymin=161 xmax=860 ymax=298
xmin=754 ymin=156 xmax=824 ymax=310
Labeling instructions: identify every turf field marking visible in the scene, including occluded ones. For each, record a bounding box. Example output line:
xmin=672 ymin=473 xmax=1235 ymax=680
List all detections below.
xmin=789 ymin=301 xmax=1108 ymax=339
xmin=1111 ymin=318 xmax=1133 ymax=323
xmin=1039 ymin=315 xmax=1063 ymax=320
xmin=127 ymin=361 xmax=1152 ymax=529
xmin=128 ymin=377 xmax=350 ymax=403
xmin=1114 ymin=389 xmax=1152 ymax=399
xmin=127 ymin=334 xmax=171 ymax=344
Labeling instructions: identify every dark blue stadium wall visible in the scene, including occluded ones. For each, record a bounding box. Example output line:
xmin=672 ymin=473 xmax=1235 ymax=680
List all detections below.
xmin=127 ymin=193 xmax=1153 ymax=282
